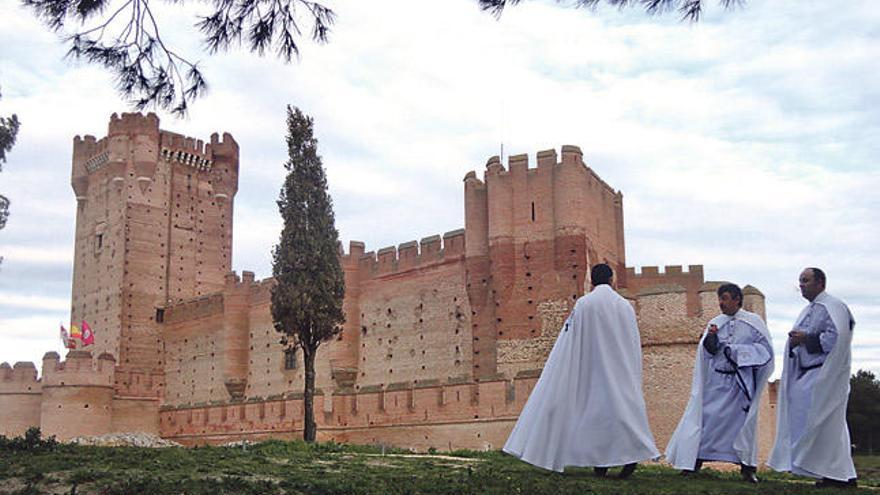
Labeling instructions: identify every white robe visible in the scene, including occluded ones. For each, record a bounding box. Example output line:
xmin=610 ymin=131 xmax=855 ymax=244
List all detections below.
xmin=503 ymin=284 xmax=660 ymax=472
xmin=665 ymin=309 xmax=774 ymax=469
xmin=768 ymin=291 xmax=856 ymax=481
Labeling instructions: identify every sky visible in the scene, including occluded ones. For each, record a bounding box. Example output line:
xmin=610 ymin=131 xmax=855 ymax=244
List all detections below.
xmin=0 ymin=0 xmax=877 ymax=379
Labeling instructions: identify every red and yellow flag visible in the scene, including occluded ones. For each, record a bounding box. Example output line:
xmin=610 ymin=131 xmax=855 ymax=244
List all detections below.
xmin=70 ymin=324 xmax=82 ymax=339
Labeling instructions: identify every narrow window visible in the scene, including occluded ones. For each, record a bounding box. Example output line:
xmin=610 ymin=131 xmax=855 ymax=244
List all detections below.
xmin=155 ymin=308 xmax=165 ymax=323
xmin=96 ymin=233 xmax=103 ymax=250
xmin=284 ymin=348 xmax=297 ymax=370
xmin=531 ymin=202 xmax=536 ymax=222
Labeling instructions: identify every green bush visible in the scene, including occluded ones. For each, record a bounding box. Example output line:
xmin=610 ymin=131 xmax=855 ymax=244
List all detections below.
xmin=0 ymin=427 xmax=58 ymax=453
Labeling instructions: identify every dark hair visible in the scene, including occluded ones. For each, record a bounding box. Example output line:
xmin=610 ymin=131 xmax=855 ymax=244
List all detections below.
xmin=717 ymin=283 xmax=743 ymax=307
xmin=591 ymin=263 xmax=613 ymax=286
xmin=808 ymin=267 xmax=827 ymax=287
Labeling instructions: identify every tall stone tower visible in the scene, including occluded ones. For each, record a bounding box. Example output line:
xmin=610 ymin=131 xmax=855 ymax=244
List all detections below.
xmin=464 ymin=146 xmax=626 ymax=378
xmin=69 ymin=113 xmax=239 ymax=376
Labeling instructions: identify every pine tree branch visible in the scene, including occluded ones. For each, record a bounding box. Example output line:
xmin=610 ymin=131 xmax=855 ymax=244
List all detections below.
xmin=478 ymin=0 xmax=741 ymax=21
xmin=22 ymin=0 xmax=335 ymax=115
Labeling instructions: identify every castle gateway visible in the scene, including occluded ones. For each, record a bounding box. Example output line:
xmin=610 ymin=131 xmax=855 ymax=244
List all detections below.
xmin=0 ymin=113 xmax=775 ymax=457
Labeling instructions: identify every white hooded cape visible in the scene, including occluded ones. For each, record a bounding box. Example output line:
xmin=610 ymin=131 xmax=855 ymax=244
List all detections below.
xmin=665 ymin=309 xmax=774 ymax=469
xmin=767 ymin=291 xmax=856 ymax=481
xmin=503 ymin=284 xmax=660 ymax=472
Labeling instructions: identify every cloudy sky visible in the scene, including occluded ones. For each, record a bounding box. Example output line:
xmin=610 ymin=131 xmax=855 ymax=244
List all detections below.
xmin=0 ymin=0 xmax=877 ymax=378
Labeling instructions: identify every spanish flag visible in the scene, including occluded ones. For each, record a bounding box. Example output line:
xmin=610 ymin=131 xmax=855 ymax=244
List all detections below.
xmin=70 ymin=324 xmax=82 ymax=340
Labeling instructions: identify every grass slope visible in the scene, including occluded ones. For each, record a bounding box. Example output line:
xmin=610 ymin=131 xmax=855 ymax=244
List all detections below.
xmin=0 ymin=439 xmax=876 ymax=495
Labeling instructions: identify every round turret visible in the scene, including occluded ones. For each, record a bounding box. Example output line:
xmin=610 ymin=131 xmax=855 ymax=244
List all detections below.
xmin=40 ymin=351 xmax=114 ymax=441
xmin=742 ymin=285 xmax=767 ymax=320
xmin=0 ymin=361 xmax=42 ymax=437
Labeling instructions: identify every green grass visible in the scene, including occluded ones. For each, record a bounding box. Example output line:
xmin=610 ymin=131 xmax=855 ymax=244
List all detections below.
xmin=0 ymin=439 xmax=876 ymax=495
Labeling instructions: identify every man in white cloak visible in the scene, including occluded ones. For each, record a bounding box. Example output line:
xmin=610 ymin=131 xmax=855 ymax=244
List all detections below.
xmin=503 ymin=263 xmax=659 ymax=477
xmin=768 ymin=268 xmax=857 ymax=488
xmin=665 ymin=283 xmax=773 ymax=483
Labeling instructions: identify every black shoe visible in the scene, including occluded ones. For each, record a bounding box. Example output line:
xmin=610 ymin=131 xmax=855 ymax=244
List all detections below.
xmin=815 ymin=478 xmax=857 ymax=489
xmin=680 ymin=469 xmax=696 ymax=477
xmin=740 ymin=471 xmax=758 ymax=485
xmin=593 ymin=467 xmax=608 ymax=478
xmin=740 ymin=466 xmax=759 ymax=484
xmin=618 ymin=463 xmax=637 ymax=479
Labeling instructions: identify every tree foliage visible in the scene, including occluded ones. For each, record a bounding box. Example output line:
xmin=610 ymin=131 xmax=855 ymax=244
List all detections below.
xmin=0 ymin=87 xmax=21 ymax=233
xmin=848 ymin=369 xmax=880 ymax=454
xmin=478 ymin=0 xmax=740 ymax=21
xmin=22 ymin=0 xmax=335 ymax=115
xmin=271 ymin=105 xmax=345 ymax=442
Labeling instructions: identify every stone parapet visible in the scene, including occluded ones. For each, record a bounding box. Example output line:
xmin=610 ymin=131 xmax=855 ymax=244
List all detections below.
xmin=352 ymin=230 xmax=466 ymax=279
xmin=41 ymin=351 xmax=115 ymax=388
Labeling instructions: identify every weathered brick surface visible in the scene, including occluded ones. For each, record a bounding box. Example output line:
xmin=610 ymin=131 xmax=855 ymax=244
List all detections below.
xmin=1 ymin=123 xmax=779 ymax=460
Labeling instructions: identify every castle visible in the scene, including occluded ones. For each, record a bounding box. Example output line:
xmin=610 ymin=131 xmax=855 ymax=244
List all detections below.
xmin=0 ymin=113 xmax=775 ymax=458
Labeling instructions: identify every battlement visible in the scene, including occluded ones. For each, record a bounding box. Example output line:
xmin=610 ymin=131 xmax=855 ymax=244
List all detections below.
xmin=41 ymin=350 xmax=115 ymax=388
xmin=72 ymin=114 xmax=238 ymax=181
xmin=352 ymin=230 xmax=466 ymax=278
xmin=465 ymin=145 xmax=618 ymax=198
xmin=626 ymin=265 xmax=706 ymax=316
xmin=0 ymin=362 xmax=41 ymax=394
xmin=627 ymin=264 xmax=704 ymax=279
xmin=159 ymin=374 xmax=529 ymax=446
xmin=159 ymin=131 xmax=213 ymax=171
xmin=108 ymin=112 xmax=160 ymax=136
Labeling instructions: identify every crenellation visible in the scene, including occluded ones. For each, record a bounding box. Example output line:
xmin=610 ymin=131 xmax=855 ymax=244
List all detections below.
xmin=0 ymin=361 xmax=41 ymax=397
xmin=108 ymin=112 xmax=160 ymax=136
xmin=442 ymin=229 xmax=465 ymax=257
xmin=351 ymin=231 xmax=468 ymax=280
xmin=42 ymin=350 xmax=115 ymax=388
xmin=560 ymin=144 xmax=583 ymax=165
xmin=508 ymin=153 xmax=529 ymax=173
xmin=536 ymin=148 xmax=557 ymax=168
xmin=12 ymin=362 xmax=38 ymax=381
xmin=626 ymin=264 xmax=707 ymax=316
xmin=345 ymin=240 xmax=366 ymax=260
xmin=420 ymin=235 xmax=441 ymax=257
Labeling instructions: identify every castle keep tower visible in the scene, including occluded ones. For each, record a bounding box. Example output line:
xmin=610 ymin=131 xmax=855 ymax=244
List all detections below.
xmin=70 ymin=113 xmax=239 ymax=375
xmin=464 ymin=146 xmax=626 ymax=378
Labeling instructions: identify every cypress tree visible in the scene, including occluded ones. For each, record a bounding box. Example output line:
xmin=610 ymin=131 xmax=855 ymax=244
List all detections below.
xmin=271 ymin=105 xmax=345 ymax=442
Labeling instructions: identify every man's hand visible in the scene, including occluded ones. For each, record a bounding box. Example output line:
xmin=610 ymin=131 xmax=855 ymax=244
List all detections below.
xmin=708 ymin=324 xmax=719 ymax=334
xmin=789 ymin=329 xmax=807 ymax=347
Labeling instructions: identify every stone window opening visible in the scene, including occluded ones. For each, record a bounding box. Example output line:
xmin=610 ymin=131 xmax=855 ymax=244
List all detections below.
xmin=284 ymin=348 xmax=297 ymax=370
xmin=531 ymin=202 xmax=536 ymax=222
